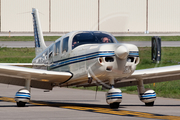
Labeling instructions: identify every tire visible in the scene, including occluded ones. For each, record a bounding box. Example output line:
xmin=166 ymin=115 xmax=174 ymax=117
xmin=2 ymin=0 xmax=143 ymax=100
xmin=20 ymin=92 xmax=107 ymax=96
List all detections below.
xmin=109 ymin=102 xmax=120 ymax=109
xmin=16 ymin=102 xmax=26 ymax=107
xmin=145 ymin=101 xmax=154 ymax=106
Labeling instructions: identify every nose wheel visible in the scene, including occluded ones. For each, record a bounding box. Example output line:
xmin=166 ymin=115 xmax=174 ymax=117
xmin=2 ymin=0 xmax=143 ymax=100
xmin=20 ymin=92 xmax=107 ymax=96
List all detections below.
xmin=106 ymin=86 xmax=122 ymax=109
xmin=145 ymin=101 xmax=154 ymax=106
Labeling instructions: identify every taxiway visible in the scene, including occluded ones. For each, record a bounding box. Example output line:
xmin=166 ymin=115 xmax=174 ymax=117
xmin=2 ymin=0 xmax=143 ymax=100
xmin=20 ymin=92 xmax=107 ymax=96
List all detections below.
xmin=0 ymin=84 xmax=179 ymax=120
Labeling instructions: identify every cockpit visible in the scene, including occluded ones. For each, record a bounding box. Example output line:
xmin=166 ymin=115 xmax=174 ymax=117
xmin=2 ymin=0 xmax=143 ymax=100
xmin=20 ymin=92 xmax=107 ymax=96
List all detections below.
xmin=72 ymin=32 xmax=117 ymax=49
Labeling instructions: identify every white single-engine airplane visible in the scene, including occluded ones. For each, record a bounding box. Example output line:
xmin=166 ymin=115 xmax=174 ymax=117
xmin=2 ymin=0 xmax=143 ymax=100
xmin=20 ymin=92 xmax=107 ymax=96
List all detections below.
xmin=0 ymin=8 xmax=180 ymax=108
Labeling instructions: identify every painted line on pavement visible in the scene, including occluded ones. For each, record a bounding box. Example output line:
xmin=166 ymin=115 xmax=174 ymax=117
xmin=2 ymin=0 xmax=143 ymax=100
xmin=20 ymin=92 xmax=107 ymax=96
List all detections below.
xmin=0 ymin=96 xmax=179 ymax=120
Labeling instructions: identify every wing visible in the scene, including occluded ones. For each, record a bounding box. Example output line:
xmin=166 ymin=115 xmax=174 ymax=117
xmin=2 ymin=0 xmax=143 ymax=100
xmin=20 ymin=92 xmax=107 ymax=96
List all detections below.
xmin=114 ymin=65 xmax=180 ymax=88
xmin=0 ymin=64 xmax=72 ymax=90
xmin=0 ymin=63 xmax=33 ymax=67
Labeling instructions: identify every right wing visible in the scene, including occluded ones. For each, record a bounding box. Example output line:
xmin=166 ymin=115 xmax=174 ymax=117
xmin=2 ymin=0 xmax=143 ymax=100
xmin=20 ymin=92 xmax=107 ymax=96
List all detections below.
xmin=0 ymin=64 xmax=72 ymax=90
xmin=114 ymin=65 xmax=180 ymax=87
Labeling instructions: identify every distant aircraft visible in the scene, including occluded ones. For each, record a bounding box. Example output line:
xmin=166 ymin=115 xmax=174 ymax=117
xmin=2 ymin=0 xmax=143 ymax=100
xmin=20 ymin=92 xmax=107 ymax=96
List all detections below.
xmin=0 ymin=8 xmax=179 ymax=108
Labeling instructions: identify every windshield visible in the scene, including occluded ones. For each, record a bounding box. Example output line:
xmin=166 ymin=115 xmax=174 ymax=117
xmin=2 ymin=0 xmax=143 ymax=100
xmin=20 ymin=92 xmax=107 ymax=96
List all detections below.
xmin=72 ymin=32 xmax=115 ymax=49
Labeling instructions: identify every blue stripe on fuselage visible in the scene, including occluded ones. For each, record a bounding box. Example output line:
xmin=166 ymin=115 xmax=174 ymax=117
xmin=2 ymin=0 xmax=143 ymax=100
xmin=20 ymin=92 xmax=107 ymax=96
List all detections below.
xmin=129 ymin=51 xmax=139 ymax=57
xmin=49 ymin=51 xmax=115 ymax=70
xmin=49 ymin=51 xmax=139 ymax=70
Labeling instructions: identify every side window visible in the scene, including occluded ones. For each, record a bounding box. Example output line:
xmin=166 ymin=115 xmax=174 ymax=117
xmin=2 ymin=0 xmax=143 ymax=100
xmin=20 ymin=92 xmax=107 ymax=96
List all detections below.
xmin=54 ymin=41 xmax=60 ymax=56
xmin=62 ymin=37 xmax=69 ymax=52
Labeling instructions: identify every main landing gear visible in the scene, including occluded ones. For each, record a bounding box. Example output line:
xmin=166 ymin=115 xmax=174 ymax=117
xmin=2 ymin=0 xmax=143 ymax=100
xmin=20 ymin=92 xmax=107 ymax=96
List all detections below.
xmin=14 ymin=78 xmax=31 ymax=107
xmin=15 ymin=88 xmax=30 ymax=107
xmin=106 ymin=78 xmax=156 ymax=109
xmin=137 ymin=79 xmax=156 ymax=106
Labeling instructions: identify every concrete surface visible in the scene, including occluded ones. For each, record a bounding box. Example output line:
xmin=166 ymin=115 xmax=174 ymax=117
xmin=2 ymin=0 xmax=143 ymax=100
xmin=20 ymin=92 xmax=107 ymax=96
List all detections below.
xmin=0 ymin=84 xmax=179 ymax=120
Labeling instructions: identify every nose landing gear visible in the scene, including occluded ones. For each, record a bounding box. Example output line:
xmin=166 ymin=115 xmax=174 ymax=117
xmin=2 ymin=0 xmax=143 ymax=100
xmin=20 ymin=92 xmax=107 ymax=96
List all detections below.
xmin=106 ymin=87 xmax=122 ymax=109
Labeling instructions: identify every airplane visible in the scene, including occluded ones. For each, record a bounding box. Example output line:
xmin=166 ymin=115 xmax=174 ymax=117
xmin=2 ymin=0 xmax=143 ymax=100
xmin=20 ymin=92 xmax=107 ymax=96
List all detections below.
xmin=0 ymin=8 xmax=180 ymax=108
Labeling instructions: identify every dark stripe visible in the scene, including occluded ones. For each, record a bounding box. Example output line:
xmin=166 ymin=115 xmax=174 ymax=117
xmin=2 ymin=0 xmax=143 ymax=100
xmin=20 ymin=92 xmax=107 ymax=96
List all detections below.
xmin=140 ymin=97 xmax=156 ymax=100
xmin=107 ymin=92 xmax=122 ymax=95
xmin=32 ymin=13 xmax=40 ymax=48
xmin=52 ymin=51 xmax=114 ymax=64
xmin=129 ymin=51 xmax=139 ymax=57
xmin=106 ymin=97 xmax=122 ymax=100
xmin=59 ymin=71 xmax=73 ymax=85
xmin=50 ymin=56 xmax=97 ymax=70
xmin=50 ymin=51 xmax=115 ymax=70
xmin=140 ymin=92 xmax=156 ymax=95
xmin=16 ymin=92 xmax=30 ymax=95
xmin=15 ymin=97 xmax=30 ymax=100
xmin=128 ymin=55 xmax=139 ymax=57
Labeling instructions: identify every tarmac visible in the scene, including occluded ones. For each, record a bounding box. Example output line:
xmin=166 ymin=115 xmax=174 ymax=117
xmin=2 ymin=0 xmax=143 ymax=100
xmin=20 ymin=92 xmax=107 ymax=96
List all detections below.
xmin=0 ymin=84 xmax=179 ymax=120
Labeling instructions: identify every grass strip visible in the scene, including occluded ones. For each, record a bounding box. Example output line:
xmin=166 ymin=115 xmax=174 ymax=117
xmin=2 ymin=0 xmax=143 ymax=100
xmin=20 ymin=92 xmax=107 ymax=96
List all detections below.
xmin=0 ymin=36 xmax=180 ymax=41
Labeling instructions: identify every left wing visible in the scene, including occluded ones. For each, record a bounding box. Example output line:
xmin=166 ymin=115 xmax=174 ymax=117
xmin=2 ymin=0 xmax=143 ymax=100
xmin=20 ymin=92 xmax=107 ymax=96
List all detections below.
xmin=114 ymin=65 xmax=180 ymax=87
xmin=0 ymin=64 xmax=72 ymax=90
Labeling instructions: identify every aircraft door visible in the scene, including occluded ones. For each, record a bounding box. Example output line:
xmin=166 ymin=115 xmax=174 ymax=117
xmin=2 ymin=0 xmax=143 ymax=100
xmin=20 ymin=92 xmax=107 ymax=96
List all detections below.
xmin=77 ymin=48 xmax=86 ymax=77
xmin=52 ymin=41 xmax=61 ymax=71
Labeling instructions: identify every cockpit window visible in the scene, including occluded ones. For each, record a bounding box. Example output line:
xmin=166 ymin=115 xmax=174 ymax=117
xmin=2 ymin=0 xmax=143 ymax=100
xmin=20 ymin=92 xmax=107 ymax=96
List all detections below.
xmin=93 ymin=33 xmax=114 ymax=43
xmin=54 ymin=41 xmax=60 ymax=56
xmin=62 ymin=37 xmax=69 ymax=52
xmin=72 ymin=32 xmax=115 ymax=49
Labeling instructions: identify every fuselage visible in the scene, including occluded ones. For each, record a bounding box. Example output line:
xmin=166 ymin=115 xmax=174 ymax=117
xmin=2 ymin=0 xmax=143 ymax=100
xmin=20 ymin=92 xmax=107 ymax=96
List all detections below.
xmin=32 ymin=31 xmax=139 ymax=86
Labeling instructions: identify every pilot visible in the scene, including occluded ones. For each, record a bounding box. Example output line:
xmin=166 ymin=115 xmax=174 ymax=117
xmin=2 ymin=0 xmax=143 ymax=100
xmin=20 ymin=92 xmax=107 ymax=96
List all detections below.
xmin=72 ymin=39 xmax=77 ymax=49
xmin=102 ymin=37 xmax=109 ymax=43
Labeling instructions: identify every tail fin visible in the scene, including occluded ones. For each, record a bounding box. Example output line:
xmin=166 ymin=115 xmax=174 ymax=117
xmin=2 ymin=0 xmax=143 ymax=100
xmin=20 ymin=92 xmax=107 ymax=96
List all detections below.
xmin=32 ymin=8 xmax=47 ymax=56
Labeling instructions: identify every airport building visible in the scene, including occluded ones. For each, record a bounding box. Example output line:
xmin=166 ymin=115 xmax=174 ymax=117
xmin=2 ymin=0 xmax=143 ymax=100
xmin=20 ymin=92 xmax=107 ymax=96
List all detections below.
xmin=1 ymin=0 xmax=180 ymax=33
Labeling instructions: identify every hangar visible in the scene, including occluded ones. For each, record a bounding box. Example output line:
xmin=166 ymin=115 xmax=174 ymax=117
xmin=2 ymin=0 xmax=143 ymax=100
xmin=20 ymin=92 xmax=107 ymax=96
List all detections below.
xmin=1 ymin=0 xmax=180 ymax=33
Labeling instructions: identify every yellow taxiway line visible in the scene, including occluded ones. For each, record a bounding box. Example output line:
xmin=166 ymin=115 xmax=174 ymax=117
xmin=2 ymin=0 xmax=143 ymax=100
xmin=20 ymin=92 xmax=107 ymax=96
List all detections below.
xmin=0 ymin=97 xmax=180 ymax=120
